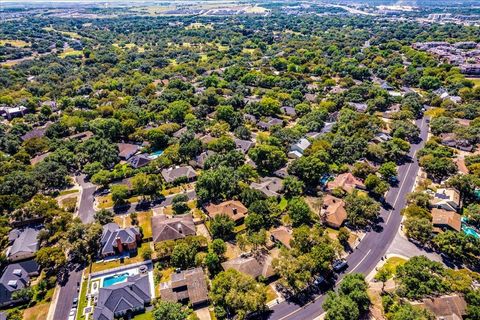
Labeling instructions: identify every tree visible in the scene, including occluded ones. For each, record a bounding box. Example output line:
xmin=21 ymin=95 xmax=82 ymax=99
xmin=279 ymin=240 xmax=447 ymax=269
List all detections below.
xmin=446 ymin=174 xmax=480 ymax=204
xmin=272 ymin=250 xmax=315 ymax=293
xmin=365 ymin=174 xmax=389 ymax=196
xmin=35 ymin=246 xmax=66 ymax=274
xmin=379 ymin=162 xmax=397 ymax=181
xmin=94 ymin=209 xmax=114 ymax=225
xmin=131 ymin=173 xmax=161 ymax=200
xmin=204 ymin=252 xmax=221 ymax=276
xmin=209 ymin=239 xmax=227 ymax=256
xmin=172 ymin=194 xmax=190 ymax=215
xmin=248 ymin=144 xmax=287 ymax=175
xmin=324 ymin=293 xmax=359 ymax=320
xmin=283 ymin=176 xmax=304 ymax=198
xmin=395 ymin=256 xmax=448 ymax=299
xmin=404 ymin=218 xmax=432 ymax=245
xmin=287 ymin=197 xmax=313 ymax=227
xmin=11 ymin=287 xmax=34 ymax=302
xmin=171 ymin=242 xmax=198 ymax=269
xmin=345 ymin=192 xmax=380 ymax=227
xmin=391 ymin=120 xmax=420 ymax=142
xmin=110 ymin=185 xmax=129 ymax=205
xmin=288 ymin=156 xmax=328 ymax=186
xmin=210 ymin=269 xmax=267 ymax=320
xmin=195 ymin=166 xmax=240 ymax=204
xmin=419 ymin=155 xmax=457 ymax=182
xmin=153 ymin=301 xmax=191 ymax=320
xmin=338 ymin=274 xmax=370 ymax=313
xmin=210 ymin=214 xmax=235 ymax=240
xmin=433 ymin=231 xmax=480 ymax=265
xmin=338 ymin=227 xmax=350 ymax=245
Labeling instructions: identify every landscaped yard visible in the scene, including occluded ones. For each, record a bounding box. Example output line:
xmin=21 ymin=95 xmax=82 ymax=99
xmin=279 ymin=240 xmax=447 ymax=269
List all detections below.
xmin=88 ymin=242 xmax=151 ymax=274
xmin=266 ymin=284 xmax=278 ymax=303
xmin=467 ymin=77 xmax=480 ymax=88
xmin=375 ymin=256 xmax=407 ymax=280
xmin=97 ymin=194 xmax=140 ymax=209
xmin=138 ymin=211 xmax=153 ymax=239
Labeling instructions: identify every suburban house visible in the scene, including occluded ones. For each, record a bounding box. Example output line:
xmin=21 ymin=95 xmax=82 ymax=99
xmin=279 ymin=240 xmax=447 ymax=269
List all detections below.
xmin=204 ymin=200 xmax=248 ymax=224
xmin=320 ymin=195 xmax=348 ymax=229
xmin=250 ymin=177 xmax=283 ymax=198
xmin=430 ymin=188 xmax=461 ymax=212
xmin=439 ymin=133 xmax=473 ymax=152
xmin=372 ymin=132 xmax=392 ymax=144
xmin=270 ymin=226 xmax=292 ymax=249
xmin=151 ymin=214 xmax=196 ymax=243
xmin=257 ymin=117 xmax=283 ymax=131
xmin=161 ymin=166 xmax=197 ymax=184
xmin=234 ymin=138 xmax=254 ymax=154
xmin=117 ymin=143 xmax=140 ymax=160
xmin=160 ymin=268 xmax=209 ymax=308
xmin=348 ymin=102 xmax=368 ymax=113
xmin=7 ymin=228 xmax=40 ymax=262
xmin=243 ymin=113 xmax=258 ymax=124
xmin=65 ymin=131 xmax=94 ymax=141
xmin=127 ymin=154 xmax=151 ymax=169
xmin=221 ymin=252 xmax=275 ymax=279
xmin=431 ymin=208 xmax=462 ymax=233
xmin=274 ymin=166 xmax=289 ymax=179
xmin=288 ymin=138 xmax=311 ymax=159
xmin=0 ymin=106 xmax=27 ymax=119
xmin=20 ymin=124 xmax=51 ymax=142
xmin=173 ymin=127 xmax=188 ymax=138
xmin=93 ymin=274 xmax=152 ymax=320
xmin=0 ymin=263 xmax=34 ymax=306
xmin=100 ymin=223 xmax=142 ymax=258
xmin=413 ymin=295 xmax=467 ymax=320
xmin=326 ymin=173 xmax=366 ymax=193
xmin=280 ymin=106 xmax=296 ymax=117
xmin=193 ymin=150 xmax=216 ymax=168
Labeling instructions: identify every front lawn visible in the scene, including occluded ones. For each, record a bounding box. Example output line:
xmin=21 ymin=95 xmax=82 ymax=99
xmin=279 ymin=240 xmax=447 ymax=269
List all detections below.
xmin=375 ymin=256 xmax=407 ymax=280
xmin=137 ymin=211 xmax=153 ymax=239
xmin=76 ymin=279 xmax=89 ymax=320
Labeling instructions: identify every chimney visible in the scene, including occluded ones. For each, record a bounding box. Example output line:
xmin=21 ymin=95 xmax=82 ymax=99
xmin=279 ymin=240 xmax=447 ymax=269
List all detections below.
xmin=233 ymin=208 xmax=238 ymax=215
xmin=177 ymin=223 xmax=183 ymax=234
xmin=115 ymin=237 xmax=123 ymax=253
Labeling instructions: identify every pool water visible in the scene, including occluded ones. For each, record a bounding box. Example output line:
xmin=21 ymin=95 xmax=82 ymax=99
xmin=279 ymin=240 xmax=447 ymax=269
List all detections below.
xmin=149 ymin=150 xmax=163 ymax=159
xmin=463 ymin=226 xmax=480 ymax=239
xmin=103 ymin=273 xmax=130 ymax=287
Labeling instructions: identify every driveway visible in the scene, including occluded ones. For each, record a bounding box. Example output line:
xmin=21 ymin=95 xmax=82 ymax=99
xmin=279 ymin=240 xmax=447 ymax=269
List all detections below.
xmin=76 ymin=174 xmax=96 ymax=223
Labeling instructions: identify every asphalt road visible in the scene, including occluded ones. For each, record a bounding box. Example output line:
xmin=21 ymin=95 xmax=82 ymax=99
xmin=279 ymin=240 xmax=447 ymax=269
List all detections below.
xmin=76 ymin=174 xmax=96 ymax=224
xmin=52 ymin=175 xmax=95 ymax=320
xmin=268 ymin=116 xmax=429 ymax=320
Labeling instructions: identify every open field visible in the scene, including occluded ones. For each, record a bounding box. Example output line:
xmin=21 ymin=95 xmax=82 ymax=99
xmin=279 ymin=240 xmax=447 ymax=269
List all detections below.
xmin=0 ymin=39 xmax=30 ymax=47
xmin=22 ymin=302 xmax=50 ymax=320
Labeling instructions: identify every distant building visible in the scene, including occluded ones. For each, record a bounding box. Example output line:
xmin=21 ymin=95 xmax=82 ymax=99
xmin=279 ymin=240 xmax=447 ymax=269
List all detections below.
xmin=0 ymin=106 xmax=27 ymax=119
xmin=65 ymin=131 xmax=94 ymax=141
xmin=280 ymin=106 xmax=296 ymax=117
xmin=160 ymin=268 xmax=209 ymax=307
xmin=204 ymin=200 xmax=248 ymax=224
xmin=151 ymin=214 xmax=196 ymax=243
xmin=99 ymin=223 xmax=142 ymax=258
xmin=431 ymin=208 xmax=462 ymax=233
xmin=161 ymin=166 xmax=197 ymax=184
xmin=413 ymin=294 xmax=467 ymax=320
xmin=93 ymin=274 xmax=152 ymax=320
xmin=430 ymin=188 xmax=461 ymax=212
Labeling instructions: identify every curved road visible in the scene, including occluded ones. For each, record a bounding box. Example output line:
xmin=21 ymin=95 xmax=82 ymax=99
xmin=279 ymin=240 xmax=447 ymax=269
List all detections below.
xmin=268 ymin=116 xmax=429 ymax=320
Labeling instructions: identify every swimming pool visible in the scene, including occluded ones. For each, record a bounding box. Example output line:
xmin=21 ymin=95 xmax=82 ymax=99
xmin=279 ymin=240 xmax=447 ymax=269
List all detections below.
xmin=463 ymin=225 xmax=480 ymax=239
xmin=148 ymin=150 xmax=163 ymax=159
xmin=102 ymin=272 xmax=130 ymax=287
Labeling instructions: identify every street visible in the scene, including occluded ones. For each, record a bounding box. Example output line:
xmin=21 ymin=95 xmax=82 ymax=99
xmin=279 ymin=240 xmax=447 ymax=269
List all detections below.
xmin=267 ymin=116 xmax=430 ymax=320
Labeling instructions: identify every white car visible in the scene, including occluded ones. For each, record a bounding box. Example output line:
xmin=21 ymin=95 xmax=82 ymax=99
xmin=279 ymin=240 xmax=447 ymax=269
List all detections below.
xmin=68 ymin=308 xmax=76 ymax=320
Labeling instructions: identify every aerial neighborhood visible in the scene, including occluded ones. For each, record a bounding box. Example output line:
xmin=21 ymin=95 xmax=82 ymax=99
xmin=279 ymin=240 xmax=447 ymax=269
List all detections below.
xmin=0 ymin=1 xmax=479 ymax=320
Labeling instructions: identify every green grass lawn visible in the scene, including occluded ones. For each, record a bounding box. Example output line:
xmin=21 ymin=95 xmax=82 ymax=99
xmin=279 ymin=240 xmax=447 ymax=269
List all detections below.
xmin=133 ymin=311 xmax=153 ymax=320
xmin=76 ymin=279 xmax=88 ymax=320
xmin=375 ymin=257 xmax=407 ymax=280
xmin=88 ymin=242 xmax=151 ymax=274
xmin=278 ymin=197 xmax=288 ymax=211
xmin=58 ymin=188 xmax=79 ymax=196
xmin=467 ymin=77 xmax=480 ymax=88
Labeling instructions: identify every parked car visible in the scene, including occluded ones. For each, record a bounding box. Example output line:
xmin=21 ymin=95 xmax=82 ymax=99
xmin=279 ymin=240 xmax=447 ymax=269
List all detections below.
xmin=333 ymin=259 xmax=348 ymax=272
xmin=72 ymin=297 xmax=78 ymax=306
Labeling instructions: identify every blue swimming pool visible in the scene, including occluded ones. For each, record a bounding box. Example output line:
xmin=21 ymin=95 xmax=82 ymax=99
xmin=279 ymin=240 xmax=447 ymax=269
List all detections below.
xmin=103 ymin=273 xmax=130 ymax=287
xmin=149 ymin=150 xmax=163 ymax=159
xmin=463 ymin=226 xmax=480 ymax=239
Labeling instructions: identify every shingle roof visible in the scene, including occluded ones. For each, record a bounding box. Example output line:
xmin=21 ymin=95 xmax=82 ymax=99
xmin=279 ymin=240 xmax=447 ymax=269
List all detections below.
xmin=321 ymin=195 xmax=348 ymax=229
xmin=151 ymin=214 xmax=196 ymax=243
xmin=327 ymin=173 xmax=365 ymax=193
xmin=234 ymin=138 xmax=254 ymax=154
xmin=117 ymin=143 xmax=140 ymax=160
xmin=8 ymin=228 xmax=39 ymax=259
xmin=0 ymin=263 xmax=30 ymax=305
xmin=161 ymin=166 xmax=197 ymax=183
xmin=221 ymin=253 xmax=275 ymax=279
xmin=93 ymin=274 xmax=151 ymax=320
xmin=270 ymin=227 xmax=292 ymax=249
xmin=415 ymin=295 xmax=467 ymax=319
xmin=431 ymin=208 xmax=461 ymax=232
xmin=205 ymin=200 xmax=248 ymax=222
xmin=100 ymin=223 xmax=140 ymax=256
xmin=250 ymin=177 xmax=283 ymax=197
xmin=160 ymin=268 xmax=208 ymax=306
xmin=127 ymin=153 xmax=151 ymax=168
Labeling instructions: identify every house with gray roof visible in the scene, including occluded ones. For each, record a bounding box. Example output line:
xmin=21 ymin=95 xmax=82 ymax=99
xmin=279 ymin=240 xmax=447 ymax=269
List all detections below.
xmin=234 ymin=138 xmax=254 ymax=154
xmin=127 ymin=153 xmax=151 ymax=169
xmin=280 ymin=106 xmax=296 ymax=117
xmin=250 ymin=177 xmax=283 ymax=198
xmin=7 ymin=228 xmax=40 ymax=262
xmin=160 ymin=268 xmax=208 ymax=307
xmin=100 ymin=223 xmax=142 ymax=258
xmin=161 ymin=166 xmax=197 ymax=184
xmin=288 ymin=138 xmax=311 ymax=159
xmin=151 ymin=214 xmax=196 ymax=243
xmin=0 ymin=263 xmax=31 ymax=306
xmin=93 ymin=274 xmax=152 ymax=320
xmin=192 ymin=150 xmax=216 ymax=168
